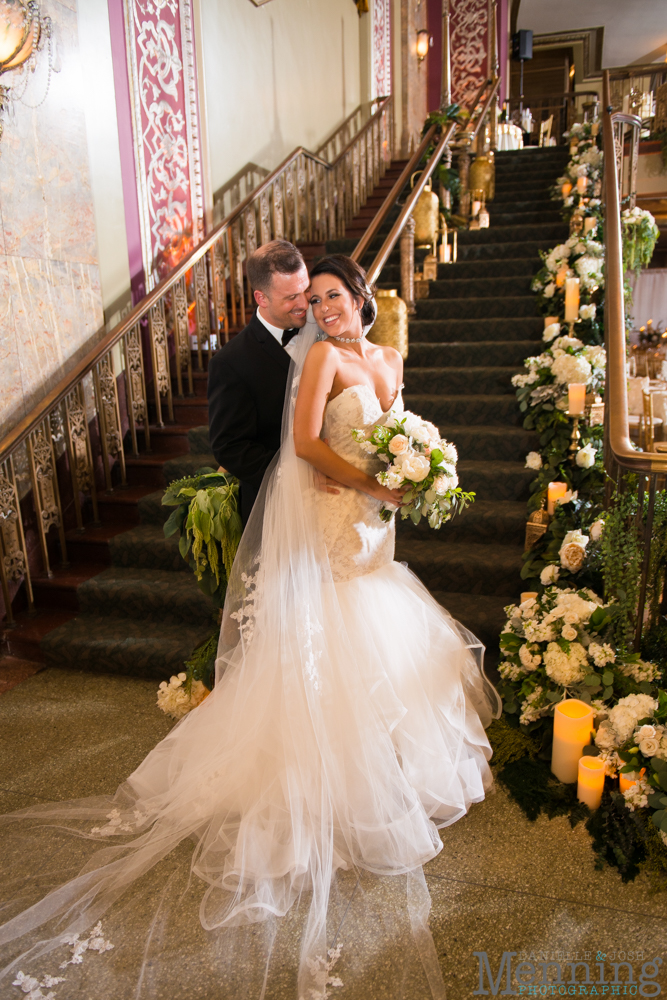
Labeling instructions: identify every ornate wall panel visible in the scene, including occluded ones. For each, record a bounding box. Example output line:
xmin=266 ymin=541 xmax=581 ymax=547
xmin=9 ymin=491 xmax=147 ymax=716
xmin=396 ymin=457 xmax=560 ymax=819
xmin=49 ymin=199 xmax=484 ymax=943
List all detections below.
xmin=123 ymin=0 xmax=204 ymax=288
xmin=450 ymin=0 xmax=489 ymax=110
xmin=372 ymin=0 xmax=391 ymax=99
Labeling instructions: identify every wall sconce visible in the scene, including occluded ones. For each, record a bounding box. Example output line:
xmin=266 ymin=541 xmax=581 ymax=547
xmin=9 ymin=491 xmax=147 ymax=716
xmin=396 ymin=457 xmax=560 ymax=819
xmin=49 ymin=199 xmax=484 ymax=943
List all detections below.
xmin=0 ymin=0 xmax=56 ymax=142
xmin=416 ymin=29 xmax=430 ymax=63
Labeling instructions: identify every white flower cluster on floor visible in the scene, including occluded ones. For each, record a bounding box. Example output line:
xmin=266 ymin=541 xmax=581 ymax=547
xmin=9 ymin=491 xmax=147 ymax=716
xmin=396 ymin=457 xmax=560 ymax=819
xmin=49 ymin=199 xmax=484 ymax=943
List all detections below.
xmin=12 ymin=923 xmax=113 ymax=1000
xmin=499 ymin=587 xmax=659 ymax=726
xmin=157 ymin=672 xmax=209 ymax=720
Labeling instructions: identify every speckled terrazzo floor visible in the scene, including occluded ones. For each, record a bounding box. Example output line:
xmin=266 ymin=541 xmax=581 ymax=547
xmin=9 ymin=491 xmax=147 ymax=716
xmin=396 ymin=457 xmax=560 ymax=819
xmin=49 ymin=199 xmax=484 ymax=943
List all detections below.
xmin=2 ymin=668 xmax=665 ymax=1000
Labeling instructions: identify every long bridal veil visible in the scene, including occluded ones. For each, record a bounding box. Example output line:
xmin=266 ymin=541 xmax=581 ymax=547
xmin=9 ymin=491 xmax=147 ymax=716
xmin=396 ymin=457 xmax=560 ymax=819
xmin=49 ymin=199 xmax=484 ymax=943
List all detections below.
xmin=0 ymin=314 xmax=499 ymax=999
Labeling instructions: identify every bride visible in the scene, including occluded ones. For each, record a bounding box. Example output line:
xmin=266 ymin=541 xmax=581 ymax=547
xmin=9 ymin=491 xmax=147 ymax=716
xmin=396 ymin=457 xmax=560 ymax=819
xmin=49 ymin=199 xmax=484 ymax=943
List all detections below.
xmin=0 ymin=255 xmax=500 ymax=1000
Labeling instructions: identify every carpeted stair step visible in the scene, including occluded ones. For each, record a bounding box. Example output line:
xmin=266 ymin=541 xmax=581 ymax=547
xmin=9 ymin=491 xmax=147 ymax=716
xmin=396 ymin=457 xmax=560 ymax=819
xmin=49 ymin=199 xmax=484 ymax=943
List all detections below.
xmin=408 ymin=317 xmax=542 ymax=343
xmin=432 ymin=590 xmax=510 ymax=655
xmin=77 ymin=567 xmax=216 ymax=625
xmin=406 ymin=341 xmax=540 ymax=367
xmin=40 ymin=613 xmax=211 ymax=679
xmin=404 ymin=366 xmax=517 ymax=395
xmin=379 ymin=258 xmax=539 ymax=284
xmin=163 ymin=452 xmax=217 ymax=483
xmin=425 ymin=276 xmax=533 ymax=299
xmin=188 ymin=426 xmax=212 ymax=454
xmin=405 ymin=393 xmax=523 ymax=426
xmin=438 ymin=424 xmax=537 ymax=464
xmin=108 ymin=525 xmax=190 ymax=573
xmin=457 ymin=460 xmax=534 ymax=502
xmin=488 ymin=210 xmax=562 ymax=226
xmin=415 ymin=295 xmax=537 ymax=320
xmin=459 ymin=223 xmax=567 ymax=245
xmin=395 ymin=537 xmax=524 ymax=597
xmin=137 ymin=490 xmax=171 ymax=526
xmin=452 ymin=240 xmax=559 ymax=262
xmin=397 ymin=499 xmax=527 ymax=546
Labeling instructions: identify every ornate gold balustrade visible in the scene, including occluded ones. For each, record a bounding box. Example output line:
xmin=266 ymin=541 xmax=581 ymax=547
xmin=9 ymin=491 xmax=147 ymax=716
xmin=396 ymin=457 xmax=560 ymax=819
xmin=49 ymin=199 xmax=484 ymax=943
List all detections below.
xmin=0 ymin=96 xmax=393 ymax=625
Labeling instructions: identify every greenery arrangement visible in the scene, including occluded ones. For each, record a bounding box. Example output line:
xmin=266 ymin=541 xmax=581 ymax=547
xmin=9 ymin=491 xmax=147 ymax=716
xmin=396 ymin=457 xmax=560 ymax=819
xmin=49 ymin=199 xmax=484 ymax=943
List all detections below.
xmin=496 ymin=118 xmax=667 ymax=885
xmin=157 ymin=469 xmax=242 ymax=718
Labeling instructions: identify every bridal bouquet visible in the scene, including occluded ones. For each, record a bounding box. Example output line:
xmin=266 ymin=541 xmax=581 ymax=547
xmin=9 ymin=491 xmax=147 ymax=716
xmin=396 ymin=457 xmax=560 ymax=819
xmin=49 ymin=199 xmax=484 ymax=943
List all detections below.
xmin=352 ymin=410 xmax=474 ymax=527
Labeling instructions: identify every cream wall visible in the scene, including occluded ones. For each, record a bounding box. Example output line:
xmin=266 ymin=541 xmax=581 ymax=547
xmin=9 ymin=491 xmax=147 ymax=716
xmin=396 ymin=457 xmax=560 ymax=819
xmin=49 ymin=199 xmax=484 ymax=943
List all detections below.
xmin=197 ymin=0 xmax=362 ymax=210
xmin=0 ymin=0 xmax=105 ymax=437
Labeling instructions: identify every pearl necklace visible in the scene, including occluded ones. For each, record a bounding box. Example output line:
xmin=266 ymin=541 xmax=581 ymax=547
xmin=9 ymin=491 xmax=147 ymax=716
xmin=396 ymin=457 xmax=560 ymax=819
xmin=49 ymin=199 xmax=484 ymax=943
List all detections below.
xmin=332 ymin=331 xmax=367 ymax=344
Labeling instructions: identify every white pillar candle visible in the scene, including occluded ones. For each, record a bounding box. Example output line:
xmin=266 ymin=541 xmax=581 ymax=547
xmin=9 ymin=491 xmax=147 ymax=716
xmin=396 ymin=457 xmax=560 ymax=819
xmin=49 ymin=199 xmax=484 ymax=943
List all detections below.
xmin=452 ymin=230 xmax=458 ymax=263
xmin=576 ymin=175 xmax=588 ymax=195
xmin=568 ymin=383 xmax=586 ymax=416
xmin=564 ymin=278 xmax=580 ymax=323
xmin=439 ymin=241 xmax=451 ymax=263
xmin=544 ymin=316 xmax=559 ymax=329
xmin=520 ymin=592 xmax=538 ymax=605
xmin=552 ymin=699 xmax=595 ymax=784
xmin=561 ymin=182 xmax=573 ymax=198
xmin=577 ymin=756 xmax=605 ymax=809
xmin=547 ymin=481 xmax=567 ymax=515
xmin=584 ymin=216 xmax=597 ymax=235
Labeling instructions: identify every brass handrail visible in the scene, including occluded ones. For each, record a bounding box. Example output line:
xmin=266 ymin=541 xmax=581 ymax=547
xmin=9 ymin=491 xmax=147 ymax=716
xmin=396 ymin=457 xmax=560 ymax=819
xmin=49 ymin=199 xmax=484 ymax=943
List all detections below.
xmin=602 ymin=70 xmax=667 ymax=475
xmin=0 ymin=97 xmax=393 ymax=465
xmin=350 ymin=125 xmax=437 ymax=264
xmin=364 ymin=77 xmax=500 ymax=285
xmin=365 ymin=122 xmax=457 ymax=286
xmin=315 ymin=97 xmax=387 ymax=160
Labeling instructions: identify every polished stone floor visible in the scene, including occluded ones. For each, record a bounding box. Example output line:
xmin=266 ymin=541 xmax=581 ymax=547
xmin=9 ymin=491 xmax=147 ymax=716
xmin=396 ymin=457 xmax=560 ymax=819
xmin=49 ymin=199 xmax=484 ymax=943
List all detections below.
xmin=1 ymin=667 xmax=666 ymax=999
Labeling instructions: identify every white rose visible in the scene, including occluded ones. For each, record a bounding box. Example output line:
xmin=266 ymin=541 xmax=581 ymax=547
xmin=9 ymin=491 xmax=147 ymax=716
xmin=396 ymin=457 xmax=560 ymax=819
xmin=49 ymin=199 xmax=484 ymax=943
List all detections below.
xmin=562 ymin=624 xmax=578 ymax=641
xmin=543 ymin=283 xmax=556 ymax=298
xmin=388 ymin=433 xmax=409 ymax=456
xmin=636 ymin=724 xmax=657 ymax=741
xmin=542 ymin=323 xmax=560 ymax=344
xmin=564 ymin=196 xmax=574 ymax=207
xmin=525 ymin=451 xmax=543 ymax=470
xmin=432 ymin=474 xmax=449 ymax=495
xmin=551 ymin=353 xmax=592 ymax=386
xmin=579 ymin=303 xmax=596 ymax=320
xmin=563 ymin=611 xmax=579 ymax=624
xmin=575 ymin=443 xmax=597 ymax=469
xmin=540 ymin=565 xmax=559 ymax=585
xmin=401 ymin=454 xmax=431 ymax=482
xmin=560 ymin=541 xmax=587 ymax=573
xmin=639 ymin=737 xmax=660 ymax=757
xmin=590 ymin=518 xmax=605 ymax=541
xmin=556 ymin=489 xmax=578 ymax=506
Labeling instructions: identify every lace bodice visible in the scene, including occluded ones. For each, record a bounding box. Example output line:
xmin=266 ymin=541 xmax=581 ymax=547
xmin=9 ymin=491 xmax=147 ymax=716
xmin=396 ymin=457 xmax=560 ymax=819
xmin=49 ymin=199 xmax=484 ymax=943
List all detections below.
xmin=313 ymin=384 xmax=403 ymax=583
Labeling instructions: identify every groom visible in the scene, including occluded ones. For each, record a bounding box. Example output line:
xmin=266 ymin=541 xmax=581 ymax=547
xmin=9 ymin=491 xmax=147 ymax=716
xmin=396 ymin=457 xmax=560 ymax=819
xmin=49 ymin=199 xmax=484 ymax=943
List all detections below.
xmin=207 ymin=240 xmax=311 ymax=525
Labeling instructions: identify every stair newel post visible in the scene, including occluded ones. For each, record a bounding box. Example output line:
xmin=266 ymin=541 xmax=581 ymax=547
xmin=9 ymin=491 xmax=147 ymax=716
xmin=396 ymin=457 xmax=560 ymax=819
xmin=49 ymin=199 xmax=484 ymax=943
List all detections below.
xmin=26 ymin=418 xmax=69 ymax=575
xmin=0 ymin=455 xmax=34 ymax=622
xmin=400 ymin=215 xmax=416 ymax=316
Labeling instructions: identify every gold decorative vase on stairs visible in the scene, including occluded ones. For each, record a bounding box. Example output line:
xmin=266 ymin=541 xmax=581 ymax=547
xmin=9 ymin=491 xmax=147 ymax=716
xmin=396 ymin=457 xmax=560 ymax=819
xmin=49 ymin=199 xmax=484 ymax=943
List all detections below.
xmin=368 ymin=289 xmax=408 ymax=359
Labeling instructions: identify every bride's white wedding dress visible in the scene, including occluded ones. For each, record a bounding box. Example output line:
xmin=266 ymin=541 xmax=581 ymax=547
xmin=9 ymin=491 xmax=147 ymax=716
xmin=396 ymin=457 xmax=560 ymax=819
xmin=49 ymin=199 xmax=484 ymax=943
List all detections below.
xmin=0 ymin=327 xmax=500 ymax=999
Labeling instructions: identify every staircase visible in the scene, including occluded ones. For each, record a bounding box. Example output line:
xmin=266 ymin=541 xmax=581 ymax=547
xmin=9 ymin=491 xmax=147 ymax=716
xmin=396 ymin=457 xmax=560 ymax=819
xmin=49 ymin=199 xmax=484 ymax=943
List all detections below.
xmin=7 ymin=160 xmax=413 ymax=678
xmin=332 ymin=145 xmax=570 ymax=662
xmin=10 ymin=150 xmax=569 ymax=678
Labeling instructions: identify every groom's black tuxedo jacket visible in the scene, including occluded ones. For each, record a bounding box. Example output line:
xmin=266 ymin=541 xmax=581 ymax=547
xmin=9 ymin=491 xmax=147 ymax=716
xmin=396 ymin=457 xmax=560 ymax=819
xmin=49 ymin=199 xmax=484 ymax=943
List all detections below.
xmin=207 ymin=312 xmax=290 ymax=524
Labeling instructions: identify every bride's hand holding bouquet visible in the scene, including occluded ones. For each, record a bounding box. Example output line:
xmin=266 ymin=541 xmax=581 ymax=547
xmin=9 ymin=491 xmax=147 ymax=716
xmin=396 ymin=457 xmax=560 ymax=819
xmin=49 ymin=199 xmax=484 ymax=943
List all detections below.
xmin=353 ymin=410 xmax=475 ymax=527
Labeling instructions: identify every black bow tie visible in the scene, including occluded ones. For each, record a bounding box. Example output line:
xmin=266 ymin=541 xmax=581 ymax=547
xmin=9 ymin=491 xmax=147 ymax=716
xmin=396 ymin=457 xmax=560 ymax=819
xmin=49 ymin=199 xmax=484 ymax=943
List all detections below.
xmin=281 ymin=328 xmax=299 ymax=347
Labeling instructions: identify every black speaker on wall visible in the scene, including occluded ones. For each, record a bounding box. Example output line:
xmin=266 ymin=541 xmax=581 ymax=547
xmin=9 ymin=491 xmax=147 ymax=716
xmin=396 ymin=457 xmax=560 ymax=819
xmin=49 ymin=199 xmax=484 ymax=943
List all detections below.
xmin=512 ymin=30 xmax=533 ymax=61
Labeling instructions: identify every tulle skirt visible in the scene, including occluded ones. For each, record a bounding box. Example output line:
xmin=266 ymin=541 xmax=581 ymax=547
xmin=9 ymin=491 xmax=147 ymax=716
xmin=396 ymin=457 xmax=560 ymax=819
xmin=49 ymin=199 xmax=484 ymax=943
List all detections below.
xmin=0 ymin=560 xmax=498 ymax=998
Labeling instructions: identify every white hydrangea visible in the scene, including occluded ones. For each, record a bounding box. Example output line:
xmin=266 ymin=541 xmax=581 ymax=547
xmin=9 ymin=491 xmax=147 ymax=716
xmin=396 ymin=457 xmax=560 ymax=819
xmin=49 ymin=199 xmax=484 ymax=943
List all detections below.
xmin=583 ymin=344 xmax=606 ymax=369
xmin=553 ymin=335 xmax=584 ymax=352
xmin=525 ymin=451 xmax=543 ymax=470
xmin=579 ymin=303 xmax=596 ymax=321
xmin=588 ymin=642 xmax=615 ymax=667
xmin=607 ymin=693 xmax=658 ymax=744
xmin=551 ymin=353 xmax=592 ymax=386
xmin=576 ymin=255 xmax=603 ymax=281
xmin=543 ymin=641 xmax=589 ymax=686
xmin=617 ymin=659 xmax=661 ymax=684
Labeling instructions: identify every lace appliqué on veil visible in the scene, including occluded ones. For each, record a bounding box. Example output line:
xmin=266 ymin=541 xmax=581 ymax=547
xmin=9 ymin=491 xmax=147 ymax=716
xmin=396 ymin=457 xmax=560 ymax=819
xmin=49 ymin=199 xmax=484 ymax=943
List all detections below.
xmin=12 ymin=923 xmax=114 ymax=1000
xmin=298 ymin=611 xmax=324 ymax=692
xmin=91 ymin=807 xmax=151 ymax=836
xmin=230 ymin=570 xmax=259 ymax=644
xmin=300 ymin=943 xmax=344 ymax=1000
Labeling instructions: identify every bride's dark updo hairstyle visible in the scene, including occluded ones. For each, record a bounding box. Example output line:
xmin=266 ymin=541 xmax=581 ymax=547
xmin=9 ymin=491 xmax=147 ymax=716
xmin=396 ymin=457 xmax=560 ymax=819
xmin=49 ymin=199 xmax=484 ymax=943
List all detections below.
xmin=309 ymin=254 xmax=376 ymax=327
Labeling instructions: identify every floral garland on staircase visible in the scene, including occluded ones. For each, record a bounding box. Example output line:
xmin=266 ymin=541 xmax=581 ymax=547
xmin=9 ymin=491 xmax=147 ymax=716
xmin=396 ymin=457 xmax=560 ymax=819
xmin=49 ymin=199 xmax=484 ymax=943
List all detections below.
xmin=491 ymin=121 xmax=667 ymax=885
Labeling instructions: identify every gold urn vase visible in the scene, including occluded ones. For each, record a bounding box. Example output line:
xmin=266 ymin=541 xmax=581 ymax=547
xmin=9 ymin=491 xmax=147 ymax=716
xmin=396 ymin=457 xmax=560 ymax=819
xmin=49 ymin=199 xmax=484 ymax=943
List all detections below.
xmin=469 ymin=153 xmax=495 ymax=203
xmin=368 ymin=289 xmax=408 ymax=359
xmin=411 ymin=173 xmax=440 ymax=249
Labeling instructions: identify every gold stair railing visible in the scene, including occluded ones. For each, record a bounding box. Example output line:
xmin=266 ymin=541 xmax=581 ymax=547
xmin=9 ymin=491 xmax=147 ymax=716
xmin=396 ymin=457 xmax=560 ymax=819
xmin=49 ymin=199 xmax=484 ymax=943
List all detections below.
xmin=602 ymin=69 xmax=667 ymax=650
xmin=352 ymin=77 xmax=500 ymax=313
xmin=0 ymin=96 xmax=393 ymax=626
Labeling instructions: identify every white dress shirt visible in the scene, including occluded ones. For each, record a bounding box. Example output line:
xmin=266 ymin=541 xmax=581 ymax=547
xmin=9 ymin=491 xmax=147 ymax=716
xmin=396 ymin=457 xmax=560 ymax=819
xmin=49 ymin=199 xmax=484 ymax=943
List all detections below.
xmin=256 ymin=310 xmax=300 ymax=358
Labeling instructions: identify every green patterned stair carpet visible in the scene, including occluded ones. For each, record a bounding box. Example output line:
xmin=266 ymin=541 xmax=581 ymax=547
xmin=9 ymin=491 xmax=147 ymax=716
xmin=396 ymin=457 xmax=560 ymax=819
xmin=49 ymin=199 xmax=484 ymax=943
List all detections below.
xmin=41 ymin=428 xmax=218 ymax=679
xmin=329 ymin=146 xmax=570 ymax=658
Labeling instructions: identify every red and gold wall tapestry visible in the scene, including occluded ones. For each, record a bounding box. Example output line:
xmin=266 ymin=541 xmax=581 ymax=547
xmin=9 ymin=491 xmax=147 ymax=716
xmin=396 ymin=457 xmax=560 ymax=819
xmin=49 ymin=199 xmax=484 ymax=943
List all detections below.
xmin=371 ymin=0 xmax=391 ymax=99
xmin=450 ymin=0 xmax=489 ymax=110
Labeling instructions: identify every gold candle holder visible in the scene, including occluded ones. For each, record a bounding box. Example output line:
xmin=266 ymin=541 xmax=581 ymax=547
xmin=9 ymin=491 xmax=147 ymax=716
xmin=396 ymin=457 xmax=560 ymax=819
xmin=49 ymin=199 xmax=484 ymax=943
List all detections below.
xmin=567 ymin=414 xmax=581 ymax=459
